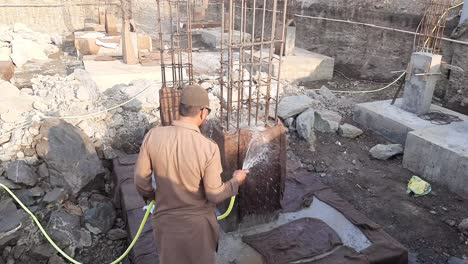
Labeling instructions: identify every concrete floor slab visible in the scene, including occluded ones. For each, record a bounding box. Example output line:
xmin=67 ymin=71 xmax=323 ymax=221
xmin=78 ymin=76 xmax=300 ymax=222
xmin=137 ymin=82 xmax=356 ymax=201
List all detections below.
xmin=353 ymin=99 xmax=468 ymax=145
xmin=244 ymin=48 xmax=334 ymax=83
xmin=198 ymin=28 xmax=252 ymax=49
xmin=403 ymin=121 xmax=468 ymax=198
xmin=83 ymin=60 xmax=163 ymax=91
xmin=217 ymin=196 xmax=371 ymax=264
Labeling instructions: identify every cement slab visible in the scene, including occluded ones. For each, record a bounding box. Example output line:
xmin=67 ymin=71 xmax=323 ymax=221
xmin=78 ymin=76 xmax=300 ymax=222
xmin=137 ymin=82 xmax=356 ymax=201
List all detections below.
xmin=245 ymin=48 xmax=334 ymax=83
xmin=198 ymin=28 xmax=252 ymax=49
xmin=403 ymin=121 xmax=468 ymax=198
xmin=83 ymin=60 xmax=163 ymax=92
xmin=353 ymin=99 xmax=468 ymax=145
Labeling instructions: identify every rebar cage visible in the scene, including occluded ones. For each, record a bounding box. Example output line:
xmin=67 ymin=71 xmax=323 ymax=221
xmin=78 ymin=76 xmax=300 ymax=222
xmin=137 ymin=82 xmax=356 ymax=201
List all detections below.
xmin=220 ymin=0 xmax=289 ymax=131
xmin=415 ymin=0 xmax=452 ymax=54
xmin=156 ymin=0 xmax=195 ymax=88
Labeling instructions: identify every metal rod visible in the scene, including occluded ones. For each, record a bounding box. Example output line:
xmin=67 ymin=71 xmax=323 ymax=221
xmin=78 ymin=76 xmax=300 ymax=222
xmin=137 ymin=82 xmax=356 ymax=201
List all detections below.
xmin=255 ymin=0 xmax=268 ymax=126
xmin=264 ymin=0 xmax=279 ymax=124
xmin=220 ymin=1 xmax=225 ymax=125
xmin=247 ymin=0 xmax=257 ymax=127
xmin=274 ymin=0 xmax=289 ymax=122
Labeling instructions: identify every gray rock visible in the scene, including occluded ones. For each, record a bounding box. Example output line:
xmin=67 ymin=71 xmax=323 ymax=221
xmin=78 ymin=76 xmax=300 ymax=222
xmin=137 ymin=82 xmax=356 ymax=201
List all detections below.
xmin=0 ymin=177 xmax=21 ymax=190
xmin=48 ymin=255 xmax=67 ymax=264
xmin=12 ymin=190 xmax=35 ymax=206
xmin=46 ymin=210 xmax=81 ymax=248
xmin=369 ymin=144 xmax=404 ymax=160
xmin=30 ymin=243 xmax=56 ymax=260
xmin=37 ymin=163 xmax=49 ymax=178
xmin=458 ymin=218 xmax=468 ymax=235
xmin=0 ymin=199 xmax=20 ymax=233
xmin=314 ymin=110 xmax=342 ymax=133
xmin=284 ymin=117 xmax=295 ymax=129
xmin=0 ymin=257 xmax=4 ymax=264
xmin=29 ymin=187 xmax=44 ymax=197
xmin=42 ymin=188 xmax=66 ymax=204
xmin=447 ymin=257 xmax=468 ymax=264
xmin=338 ymin=123 xmax=363 ymax=138
xmin=296 ymin=109 xmax=316 ymax=145
xmin=318 ymin=86 xmax=337 ymax=102
xmin=277 ymin=95 xmax=316 ymax=119
xmin=6 ymin=160 xmax=38 ymax=186
xmin=73 ymin=69 xmax=99 ymax=103
xmin=79 ymin=229 xmax=92 ymax=248
xmin=84 ymin=194 xmax=116 ymax=233
xmin=35 ymin=119 xmax=105 ymax=194
xmin=107 ymin=228 xmax=128 ymax=240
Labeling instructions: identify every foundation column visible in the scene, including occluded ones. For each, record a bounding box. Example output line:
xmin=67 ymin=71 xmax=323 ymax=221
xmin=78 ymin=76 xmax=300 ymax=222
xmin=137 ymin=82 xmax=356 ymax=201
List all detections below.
xmin=401 ymin=52 xmax=442 ymax=115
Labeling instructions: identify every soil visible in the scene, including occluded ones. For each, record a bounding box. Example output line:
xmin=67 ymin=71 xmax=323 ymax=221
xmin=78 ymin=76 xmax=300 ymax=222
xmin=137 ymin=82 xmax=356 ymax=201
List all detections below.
xmin=289 ymin=74 xmax=468 ymax=264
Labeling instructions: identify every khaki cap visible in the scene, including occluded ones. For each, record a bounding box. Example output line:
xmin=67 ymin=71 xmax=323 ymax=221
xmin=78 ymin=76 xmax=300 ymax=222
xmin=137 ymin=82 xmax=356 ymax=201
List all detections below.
xmin=181 ymin=84 xmax=210 ymax=108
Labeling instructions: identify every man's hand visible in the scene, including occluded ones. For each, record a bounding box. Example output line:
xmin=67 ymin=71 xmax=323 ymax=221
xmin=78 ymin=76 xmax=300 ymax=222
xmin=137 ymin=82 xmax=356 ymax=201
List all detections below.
xmin=233 ymin=170 xmax=249 ymax=185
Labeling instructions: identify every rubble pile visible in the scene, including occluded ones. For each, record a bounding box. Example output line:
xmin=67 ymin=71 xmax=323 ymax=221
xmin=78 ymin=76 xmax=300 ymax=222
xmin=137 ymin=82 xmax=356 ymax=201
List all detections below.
xmin=0 ymin=23 xmax=61 ymax=69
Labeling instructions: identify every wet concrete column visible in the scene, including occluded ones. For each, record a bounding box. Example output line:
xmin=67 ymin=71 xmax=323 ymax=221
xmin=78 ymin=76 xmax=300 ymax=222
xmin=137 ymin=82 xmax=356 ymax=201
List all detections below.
xmin=401 ymin=52 xmax=442 ymax=115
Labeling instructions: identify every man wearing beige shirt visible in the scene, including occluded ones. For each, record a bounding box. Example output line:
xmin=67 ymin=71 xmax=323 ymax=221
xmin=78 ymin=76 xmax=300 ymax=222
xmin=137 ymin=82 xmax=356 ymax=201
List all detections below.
xmin=134 ymin=84 xmax=249 ymax=264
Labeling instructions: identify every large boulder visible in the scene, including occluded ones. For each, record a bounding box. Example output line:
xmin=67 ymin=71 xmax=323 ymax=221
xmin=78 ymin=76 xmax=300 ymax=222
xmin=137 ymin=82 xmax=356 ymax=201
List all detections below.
xmin=10 ymin=38 xmax=48 ymax=68
xmin=6 ymin=160 xmax=38 ymax=186
xmin=277 ymin=95 xmax=316 ymax=119
xmin=35 ymin=119 xmax=105 ymax=194
xmin=46 ymin=210 xmax=81 ymax=248
xmin=84 ymin=194 xmax=116 ymax=234
xmin=73 ymin=69 xmax=99 ymax=103
xmin=296 ymin=109 xmax=316 ymax=145
xmin=314 ymin=110 xmax=342 ymax=133
xmin=369 ymin=144 xmax=404 ymax=160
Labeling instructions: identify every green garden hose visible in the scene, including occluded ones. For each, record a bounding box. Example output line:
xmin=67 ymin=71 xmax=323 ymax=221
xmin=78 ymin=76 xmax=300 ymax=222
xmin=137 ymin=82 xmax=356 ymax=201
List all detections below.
xmin=0 ymin=183 xmax=236 ymax=263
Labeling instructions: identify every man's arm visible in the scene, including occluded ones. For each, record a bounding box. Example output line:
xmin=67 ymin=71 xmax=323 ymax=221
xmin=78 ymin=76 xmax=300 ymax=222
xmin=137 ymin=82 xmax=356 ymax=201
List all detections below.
xmin=203 ymin=147 xmax=248 ymax=204
xmin=134 ymin=132 xmax=156 ymax=200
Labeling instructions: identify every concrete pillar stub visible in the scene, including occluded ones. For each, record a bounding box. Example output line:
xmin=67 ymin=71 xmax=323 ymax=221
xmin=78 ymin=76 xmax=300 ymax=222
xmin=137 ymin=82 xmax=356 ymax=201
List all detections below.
xmin=401 ymin=52 xmax=442 ymax=115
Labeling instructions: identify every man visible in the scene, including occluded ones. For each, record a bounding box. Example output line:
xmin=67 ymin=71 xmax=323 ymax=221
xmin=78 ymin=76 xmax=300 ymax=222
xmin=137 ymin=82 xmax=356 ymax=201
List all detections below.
xmin=134 ymin=84 xmax=249 ymax=264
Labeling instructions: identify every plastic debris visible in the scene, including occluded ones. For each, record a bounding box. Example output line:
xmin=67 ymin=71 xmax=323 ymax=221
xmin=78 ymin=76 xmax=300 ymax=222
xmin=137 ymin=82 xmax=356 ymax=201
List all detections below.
xmin=407 ymin=176 xmax=431 ymax=197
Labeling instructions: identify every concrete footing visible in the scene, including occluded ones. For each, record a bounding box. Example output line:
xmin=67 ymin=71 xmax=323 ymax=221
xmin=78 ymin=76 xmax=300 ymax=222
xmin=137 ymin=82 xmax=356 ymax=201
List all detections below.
xmin=198 ymin=28 xmax=252 ymax=49
xmin=354 ymin=99 xmax=468 ymax=197
xmin=403 ymin=121 xmax=468 ymax=198
xmin=353 ymin=99 xmax=468 ymax=145
xmin=244 ymin=48 xmax=334 ymax=83
xmin=208 ymin=122 xmax=287 ymax=232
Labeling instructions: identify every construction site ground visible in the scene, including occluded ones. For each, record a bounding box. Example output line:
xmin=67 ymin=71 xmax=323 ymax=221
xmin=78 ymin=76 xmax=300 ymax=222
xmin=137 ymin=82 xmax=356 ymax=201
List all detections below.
xmin=291 ymin=74 xmax=468 ymax=264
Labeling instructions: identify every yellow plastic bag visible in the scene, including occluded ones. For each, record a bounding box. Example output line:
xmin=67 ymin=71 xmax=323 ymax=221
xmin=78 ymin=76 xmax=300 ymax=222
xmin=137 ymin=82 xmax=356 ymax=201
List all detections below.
xmin=407 ymin=176 xmax=431 ymax=197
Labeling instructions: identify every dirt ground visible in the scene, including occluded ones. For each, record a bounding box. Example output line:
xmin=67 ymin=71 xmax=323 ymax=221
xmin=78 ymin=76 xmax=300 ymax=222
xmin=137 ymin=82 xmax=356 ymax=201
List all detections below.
xmin=290 ymin=74 xmax=468 ymax=264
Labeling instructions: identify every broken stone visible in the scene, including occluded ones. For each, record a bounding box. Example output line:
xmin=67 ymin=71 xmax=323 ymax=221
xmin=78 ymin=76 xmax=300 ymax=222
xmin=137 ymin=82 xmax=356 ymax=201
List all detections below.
xmin=0 ymin=177 xmax=21 ymax=190
xmin=459 ymin=218 xmax=468 ymax=236
xmin=369 ymin=144 xmax=404 ymax=160
xmin=10 ymin=38 xmax=48 ymax=68
xmin=79 ymin=229 xmax=92 ymax=248
xmin=0 ymin=111 xmax=23 ymax=124
xmin=107 ymin=228 xmax=128 ymax=240
xmin=6 ymin=160 xmax=38 ymax=186
xmin=314 ymin=110 xmax=342 ymax=133
xmin=338 ymin=123 xmax=363 ymax=139
xmin=35 ymin=119 xmax=105 ymax=194
xmin=200 ymin=81 xmax=212 ymax=90
xmin=29 ymin=187 xmax=45 ymax=197
xmin=12 ymin=189 xmax=36 ymax=206
xmin=0 ymin=198 xmax=20 ymax=233
xmin=84 ymin=194 xmax=116 ymax=233
xmin=32 ymin=101 xmax=48 ymax=112
xmin=48 ymin=255 xmax=67 ymax=264
xmin=447 ymin=257 xmax=468 ymax=264
xmin=15 ymin=151 xmax=24 ymax=159
xmin=277 ymin=95 xmax=316 ymax=119
xmin=284 ymin=117 xmax=295 ymax=129
xmin=296 ymin=109 xmax=316 ymax=145
xmin=37 ymin=163 xmax=49 ymax=178
xmin=46 ymin=210 xmax=81 ymax=248
xmin=0 ymin=81 xmax=19 ymax=97
xmin=0 ymin=134 xmax=11 ymax=146
xmin=318 ymin=86 xmax=337 ymax=102
xmin=30 ymin=243 xmax=56 ymax=260
xmin=42 ymin=188 xmax=66 ymax=204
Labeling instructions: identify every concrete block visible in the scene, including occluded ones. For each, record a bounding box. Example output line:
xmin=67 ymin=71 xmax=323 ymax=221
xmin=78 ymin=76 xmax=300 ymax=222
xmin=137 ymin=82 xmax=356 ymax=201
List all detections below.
xmin=353 ymin=99 xmax=468 ymax=145
xmin=245 ymin=48 xmax=334 ymax=83
xmin=403 ymin=121 xmax=468 ymax=198
xmin=402 ymin=52 xmax=442 ymax=115
xmin=199 ymin=28 xmax=251 ymax=49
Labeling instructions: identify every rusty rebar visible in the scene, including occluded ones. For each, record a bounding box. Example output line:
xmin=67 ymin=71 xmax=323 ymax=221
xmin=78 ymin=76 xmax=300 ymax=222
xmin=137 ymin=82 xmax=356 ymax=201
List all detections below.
xmin=416 ymin=0 xmax=451 ymax=55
